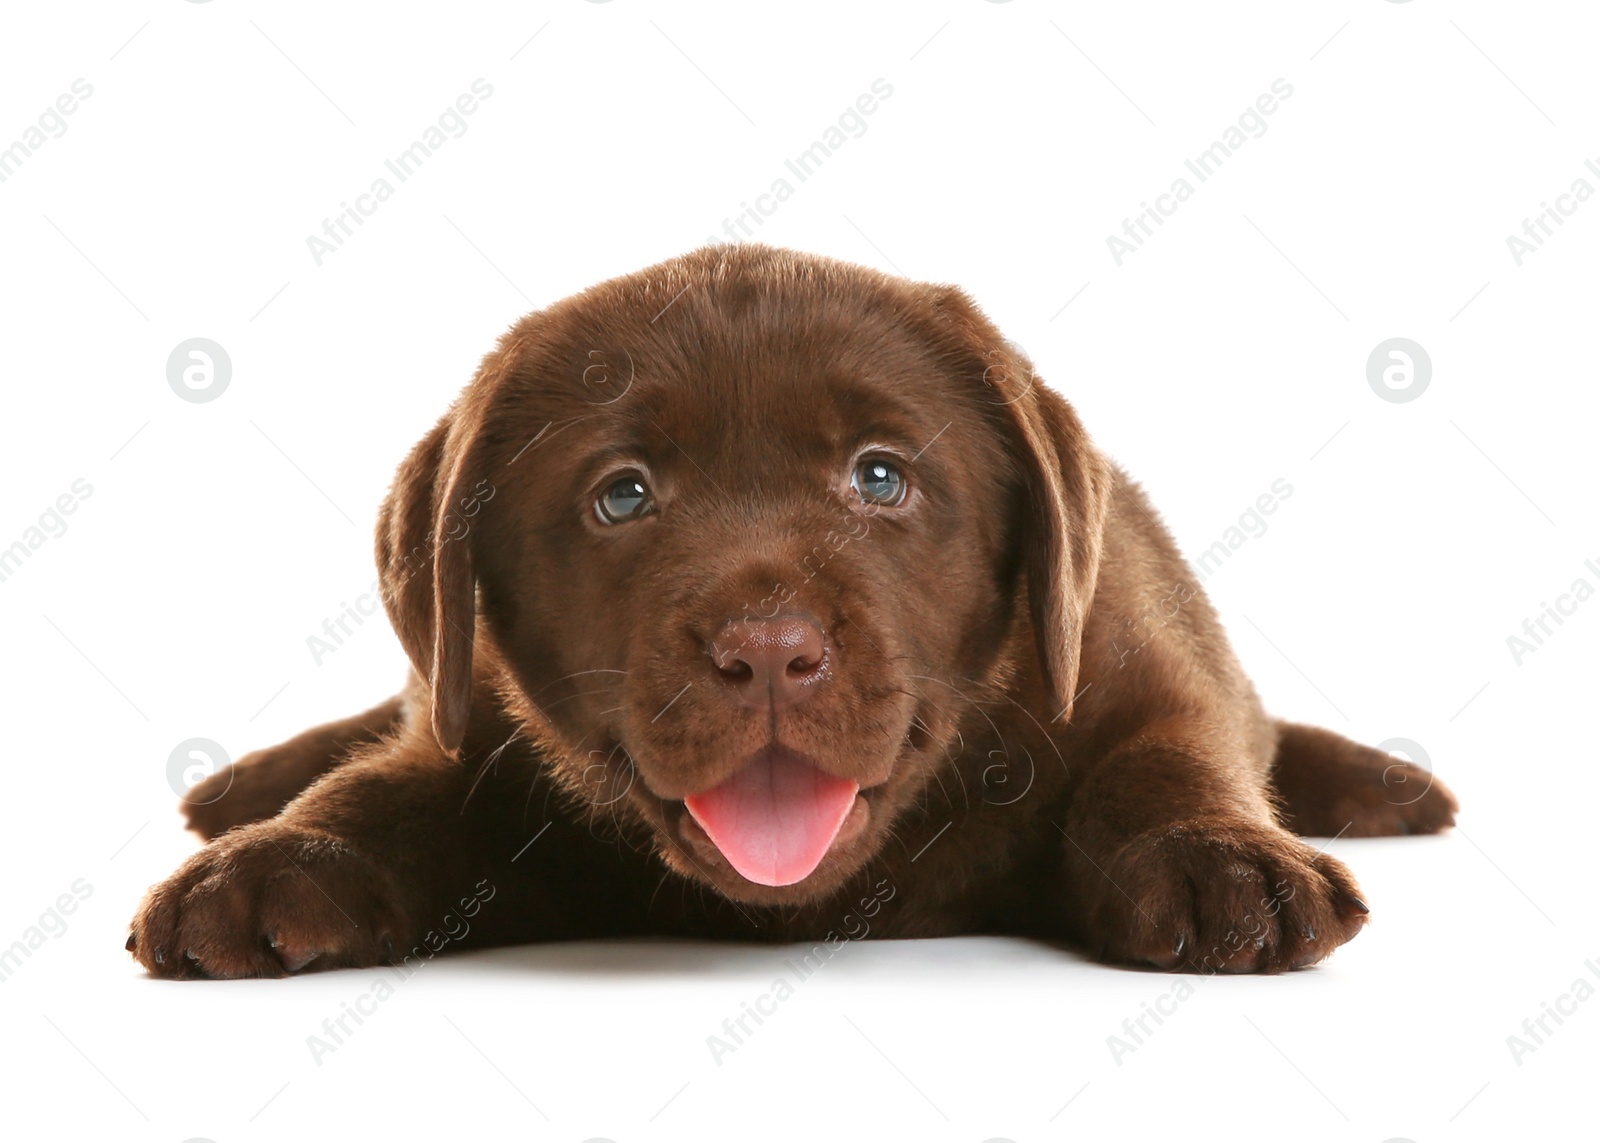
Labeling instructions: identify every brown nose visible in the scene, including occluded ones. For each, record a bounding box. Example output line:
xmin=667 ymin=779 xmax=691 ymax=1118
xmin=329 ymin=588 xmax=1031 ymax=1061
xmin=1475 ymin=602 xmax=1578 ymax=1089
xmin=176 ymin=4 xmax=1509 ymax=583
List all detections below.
xmin=709 ymin=615 xmax=828 ymax=709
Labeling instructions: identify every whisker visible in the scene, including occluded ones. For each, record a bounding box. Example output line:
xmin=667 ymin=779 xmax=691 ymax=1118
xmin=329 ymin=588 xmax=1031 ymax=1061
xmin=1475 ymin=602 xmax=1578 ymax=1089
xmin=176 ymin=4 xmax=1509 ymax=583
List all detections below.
xmin=648 ymin=870 xmax=674 ymax=915
xmin=461 ymin=727 xmax=522 ymax=813
xmin=536 ymin=686 xmax=625 ymax=714
xmin=526 ymin=668 xmax=631 ymax=702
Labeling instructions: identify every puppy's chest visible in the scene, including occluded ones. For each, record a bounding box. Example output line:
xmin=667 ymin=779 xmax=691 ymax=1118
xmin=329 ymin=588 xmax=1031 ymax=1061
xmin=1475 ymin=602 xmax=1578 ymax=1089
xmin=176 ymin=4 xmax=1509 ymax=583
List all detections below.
xmin=764 ymin=788 xmax=1074 ymax=943
xmin=829 ymin=729 xmax=1080 ymax=938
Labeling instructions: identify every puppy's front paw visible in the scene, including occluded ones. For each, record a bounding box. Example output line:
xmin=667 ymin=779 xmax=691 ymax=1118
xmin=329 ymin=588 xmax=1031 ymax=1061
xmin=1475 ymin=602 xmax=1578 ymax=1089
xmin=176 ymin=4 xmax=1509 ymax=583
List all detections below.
xmin=128 ymin=825 xmax=411 ymax=979
xmin=1083 ymin=821 xmax=1369 ymax=974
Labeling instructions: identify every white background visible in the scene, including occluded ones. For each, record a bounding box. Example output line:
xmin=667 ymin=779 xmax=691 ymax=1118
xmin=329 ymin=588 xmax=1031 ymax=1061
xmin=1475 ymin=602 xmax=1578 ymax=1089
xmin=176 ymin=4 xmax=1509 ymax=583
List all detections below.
xmin=1 ymin=2 xmax=1596 ymax=1140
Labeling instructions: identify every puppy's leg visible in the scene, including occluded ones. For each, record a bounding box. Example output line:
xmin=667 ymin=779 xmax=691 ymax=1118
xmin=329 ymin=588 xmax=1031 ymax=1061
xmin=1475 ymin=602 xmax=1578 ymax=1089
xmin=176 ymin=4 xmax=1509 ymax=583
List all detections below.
xmin=132 ymin=724 xmax=493 ymax=978
xmin=1271 ymin=721 xmax=1458 ymax=838
xmin=182 ymin=695 xmax=407 ymax=840
xmin=1062 ymin=719 xmax=1371 ymax=974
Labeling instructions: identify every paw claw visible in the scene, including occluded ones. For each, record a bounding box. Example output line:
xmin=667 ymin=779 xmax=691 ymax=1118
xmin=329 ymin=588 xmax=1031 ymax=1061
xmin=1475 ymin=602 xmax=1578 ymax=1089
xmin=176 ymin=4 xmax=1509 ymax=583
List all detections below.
xmin=1082 ymin=821 xmax=1370 ymax=974
xmin=277 ymin=949 xmax=321 ymax=973
xmin=1338 ymin=892 xmax=1370 ymax=916
xmin=129 ymin=824 xmax=413 ymax=980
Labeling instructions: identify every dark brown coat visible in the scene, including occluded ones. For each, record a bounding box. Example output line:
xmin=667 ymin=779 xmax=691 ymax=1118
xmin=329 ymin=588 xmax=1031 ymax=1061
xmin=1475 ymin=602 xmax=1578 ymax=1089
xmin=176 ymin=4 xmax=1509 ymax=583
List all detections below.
xmin=129 ymin=245 xmax=1456 ymax=978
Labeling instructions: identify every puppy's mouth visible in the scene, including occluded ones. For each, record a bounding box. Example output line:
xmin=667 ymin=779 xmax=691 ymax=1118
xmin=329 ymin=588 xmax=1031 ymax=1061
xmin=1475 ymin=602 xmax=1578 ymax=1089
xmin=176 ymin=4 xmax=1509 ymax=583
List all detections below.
xmin=679 ymin=744 xmax=864 ymax=887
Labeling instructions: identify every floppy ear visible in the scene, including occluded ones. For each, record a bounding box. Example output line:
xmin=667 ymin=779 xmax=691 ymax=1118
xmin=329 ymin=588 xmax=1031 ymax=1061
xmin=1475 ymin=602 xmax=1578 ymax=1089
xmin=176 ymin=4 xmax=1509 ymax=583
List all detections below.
xmin=375 ymin=405 xmax=490 ymax=756
xmin=1007 ymin=377 xmax=1113 ymax=722
xmin=930 ymin=288 xmax=1113 ymax=722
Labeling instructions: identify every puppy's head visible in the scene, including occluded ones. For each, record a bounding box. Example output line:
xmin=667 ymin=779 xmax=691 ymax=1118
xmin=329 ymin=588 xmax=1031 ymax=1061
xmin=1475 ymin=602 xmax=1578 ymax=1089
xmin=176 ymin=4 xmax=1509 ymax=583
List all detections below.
xmin=377 ymin=246 xmax=1110 ymax=906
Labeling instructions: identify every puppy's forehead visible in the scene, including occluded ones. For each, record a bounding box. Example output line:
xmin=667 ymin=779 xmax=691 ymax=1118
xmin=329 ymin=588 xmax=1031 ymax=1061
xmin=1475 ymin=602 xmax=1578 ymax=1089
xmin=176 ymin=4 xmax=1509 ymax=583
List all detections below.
xmin=553 ymin=283 xmax=970 ymax=468
xmin=644 ymin=350 xmax=946 ymax=461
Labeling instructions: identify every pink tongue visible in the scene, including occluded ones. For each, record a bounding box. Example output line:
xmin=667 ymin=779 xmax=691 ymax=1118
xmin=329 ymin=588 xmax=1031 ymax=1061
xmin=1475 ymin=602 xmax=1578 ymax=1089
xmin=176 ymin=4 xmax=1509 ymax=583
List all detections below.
xmin=684 ymin=746 xmax=859 ymax=887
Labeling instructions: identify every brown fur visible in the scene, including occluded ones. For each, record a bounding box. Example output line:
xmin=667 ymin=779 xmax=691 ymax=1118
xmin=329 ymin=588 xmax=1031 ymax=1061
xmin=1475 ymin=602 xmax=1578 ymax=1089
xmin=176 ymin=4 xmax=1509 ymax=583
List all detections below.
xmin=128 ymin=245 xmax=1456 ymax=979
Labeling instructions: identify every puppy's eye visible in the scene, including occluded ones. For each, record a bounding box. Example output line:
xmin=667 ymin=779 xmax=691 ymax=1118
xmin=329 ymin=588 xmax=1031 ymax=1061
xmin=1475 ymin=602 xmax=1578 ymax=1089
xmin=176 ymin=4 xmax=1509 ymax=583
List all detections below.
xmin=595 ymin=476 xmax=652 ymax=524
xmin=851 ymin=457 xmax=908 ymax=507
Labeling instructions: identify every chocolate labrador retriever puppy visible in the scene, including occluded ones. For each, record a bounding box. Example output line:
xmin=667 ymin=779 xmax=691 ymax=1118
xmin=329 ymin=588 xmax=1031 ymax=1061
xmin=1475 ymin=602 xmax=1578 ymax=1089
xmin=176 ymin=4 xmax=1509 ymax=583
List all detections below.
xmin=129 ymin=245 xmax=1455 ymax=978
